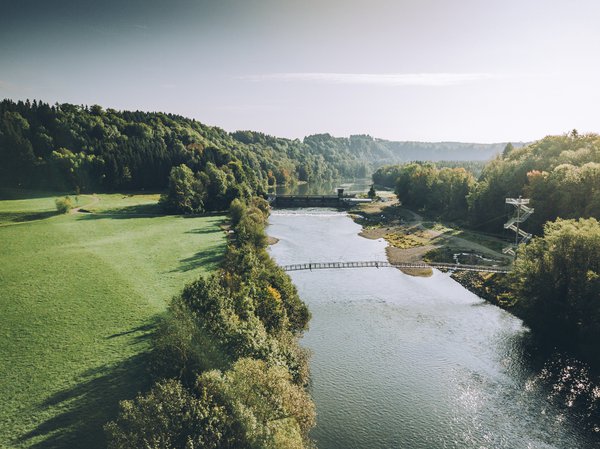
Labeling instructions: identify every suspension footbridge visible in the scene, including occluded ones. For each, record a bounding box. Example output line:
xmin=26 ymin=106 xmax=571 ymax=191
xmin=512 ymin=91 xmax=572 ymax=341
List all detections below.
xmin=280 ymin=260 xmax=510 ymax=274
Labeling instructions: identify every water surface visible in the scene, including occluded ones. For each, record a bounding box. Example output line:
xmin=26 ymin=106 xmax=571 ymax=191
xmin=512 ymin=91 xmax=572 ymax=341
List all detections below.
xmin=268 ymin=209 xmax=599 ymax=449
xmin=269 ymin=178 xmax=372 ymax=196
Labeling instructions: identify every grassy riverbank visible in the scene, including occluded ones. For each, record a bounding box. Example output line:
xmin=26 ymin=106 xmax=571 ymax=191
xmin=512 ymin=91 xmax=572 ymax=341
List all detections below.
xmin=0 ymin=192 xmax=226 ymax=448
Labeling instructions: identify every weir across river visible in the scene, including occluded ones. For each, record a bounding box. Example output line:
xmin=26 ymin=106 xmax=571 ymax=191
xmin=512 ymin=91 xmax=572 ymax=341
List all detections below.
xmin=281 ymin=260 xmax=511 ymax=274
xmin=268 ymin=188 xmax=372 ymax=208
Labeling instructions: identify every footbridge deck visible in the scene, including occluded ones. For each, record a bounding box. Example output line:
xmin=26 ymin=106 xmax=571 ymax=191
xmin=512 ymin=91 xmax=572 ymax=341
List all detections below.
xmin=280 ymin=260 xmax=510 ymax=274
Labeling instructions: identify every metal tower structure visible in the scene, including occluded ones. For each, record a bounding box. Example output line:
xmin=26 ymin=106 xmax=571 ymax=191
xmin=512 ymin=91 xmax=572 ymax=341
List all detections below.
xmin=503 ymin=196 xmax=534 ymax=257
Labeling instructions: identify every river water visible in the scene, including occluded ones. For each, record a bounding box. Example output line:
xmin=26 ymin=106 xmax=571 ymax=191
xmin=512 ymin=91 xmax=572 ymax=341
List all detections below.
xmin=269 ymin=179 xmax=373 ymax=196
xmin=268 ymin=209 xmax=600 ymax=449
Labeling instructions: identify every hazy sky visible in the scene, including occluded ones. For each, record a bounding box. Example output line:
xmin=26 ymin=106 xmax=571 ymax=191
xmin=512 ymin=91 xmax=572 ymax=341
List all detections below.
xmin=1 ymin=0 xmax=599 ymax=142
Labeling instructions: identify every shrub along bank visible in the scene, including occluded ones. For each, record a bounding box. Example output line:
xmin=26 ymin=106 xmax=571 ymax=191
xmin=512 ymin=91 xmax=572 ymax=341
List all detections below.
xmin=444 ymin=218 xmax=600 ymax=365
xmin=105 ymin=197 xmax=315 ymax=449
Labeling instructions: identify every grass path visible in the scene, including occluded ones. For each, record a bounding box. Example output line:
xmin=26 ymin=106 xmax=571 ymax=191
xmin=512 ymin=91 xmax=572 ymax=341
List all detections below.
xmin=69 ymin=194 xmax=100 ymax=214
xmin=0 ymin=194 xmax=226 ymax=448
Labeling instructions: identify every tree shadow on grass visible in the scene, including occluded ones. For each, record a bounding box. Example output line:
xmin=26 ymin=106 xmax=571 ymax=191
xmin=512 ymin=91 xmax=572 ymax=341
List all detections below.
xmin=172 ymin=246 xmax=224 ymax=273
xmin=106 ymin=322 xmax=157 ymax=339
xmin=77 ymin=203 xmax=164 ymax=219
xmin=75 ymin=204 xmax=227 ymax=221
xmin=17 ymin=322 xmax=159 ymax=449
xmin=0 ymin=211 xmax=59 ymax=224
xmin=184 ymin=226 xmax=223 ymax=235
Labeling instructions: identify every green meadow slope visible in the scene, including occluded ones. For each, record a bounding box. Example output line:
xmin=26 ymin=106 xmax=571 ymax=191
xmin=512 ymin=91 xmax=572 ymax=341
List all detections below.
xmin=0 ymin=193 xmax=226 ymax=448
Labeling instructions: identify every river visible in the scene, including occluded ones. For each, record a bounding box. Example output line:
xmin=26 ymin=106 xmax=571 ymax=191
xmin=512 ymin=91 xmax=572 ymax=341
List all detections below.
xmin=269 ymin=178 xmax=373 ymax=196
xmin=268 ymin=209 xmax=600 ymax=449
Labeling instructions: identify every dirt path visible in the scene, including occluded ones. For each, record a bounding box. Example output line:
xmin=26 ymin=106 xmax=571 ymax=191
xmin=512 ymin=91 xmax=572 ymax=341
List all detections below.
xmin=70 ymin=194 xmax=100 ymax=214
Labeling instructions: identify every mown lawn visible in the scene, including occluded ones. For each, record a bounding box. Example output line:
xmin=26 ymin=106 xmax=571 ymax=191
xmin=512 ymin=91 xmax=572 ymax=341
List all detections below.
xmin=84 ymin=193 xmax=162 ymax=215
xmin=0 ymin=192 xmax=95 ymax=226
xmin=0 ymin=193 xmax=226 ymax=448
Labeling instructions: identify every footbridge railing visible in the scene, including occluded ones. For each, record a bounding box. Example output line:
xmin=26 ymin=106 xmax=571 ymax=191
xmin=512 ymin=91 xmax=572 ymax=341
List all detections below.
xmin=280 ymin=260 xmax=510 ymax=274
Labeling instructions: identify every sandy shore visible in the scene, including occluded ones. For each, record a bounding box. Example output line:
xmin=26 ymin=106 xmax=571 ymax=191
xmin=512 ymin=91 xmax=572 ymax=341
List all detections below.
xmin=351 ymin=191 xmax=510 ymax=277
xmin=352 ymin=193 xmax=433 ymax=276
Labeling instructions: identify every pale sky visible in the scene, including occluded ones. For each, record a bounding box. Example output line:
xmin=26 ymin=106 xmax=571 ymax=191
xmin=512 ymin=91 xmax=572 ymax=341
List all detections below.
xmin=1 ymin=0 xmax=599 ymax=142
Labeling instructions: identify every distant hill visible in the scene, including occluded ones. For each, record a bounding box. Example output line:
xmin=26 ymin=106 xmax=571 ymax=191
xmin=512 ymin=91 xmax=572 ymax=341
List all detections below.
xmin=378 ymin=139 xmax=526 ymax=162
xmin=303 ymin=134 xmax=525 ymax=165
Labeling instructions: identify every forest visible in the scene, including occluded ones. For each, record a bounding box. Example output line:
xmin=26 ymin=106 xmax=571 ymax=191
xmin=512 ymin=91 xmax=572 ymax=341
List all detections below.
xmin=373 ymin=133 xmax=600 ymax=234
xmin=0 ymin=99 xmax=512 ymax=212
xmin=374 ymin=132 xmax=600 ymax=361
xmin=0 ymin=99 xmax=369 ymax=204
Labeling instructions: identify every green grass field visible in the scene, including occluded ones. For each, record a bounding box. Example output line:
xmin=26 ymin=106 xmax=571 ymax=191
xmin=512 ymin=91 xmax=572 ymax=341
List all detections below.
xmin=0 ymin=193 xmax=226 ymax=448
xmin=0 ymin=191 xmax=95 ymax=226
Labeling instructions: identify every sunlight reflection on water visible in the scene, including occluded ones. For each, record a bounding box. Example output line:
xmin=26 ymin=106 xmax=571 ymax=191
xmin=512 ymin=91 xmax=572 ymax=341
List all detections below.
xmin=268 ymin=210 xmax=600 ymax=449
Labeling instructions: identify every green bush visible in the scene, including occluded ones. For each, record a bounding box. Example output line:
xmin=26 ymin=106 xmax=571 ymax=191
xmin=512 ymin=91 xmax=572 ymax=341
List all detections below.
xmin=229 ymin=198 xmax=246 ymax=227
xmin=106 ymin=359 xmax=316 ymax=449
xmin=104 ymin=379 xmax=230 ymax=449
xmin=159 ymin=165 xmax=205 ymax=214
xmin=513 ymin=218 xmax=600 ymax=356
xmin=55 ymin=196 xmax=73 ymax=214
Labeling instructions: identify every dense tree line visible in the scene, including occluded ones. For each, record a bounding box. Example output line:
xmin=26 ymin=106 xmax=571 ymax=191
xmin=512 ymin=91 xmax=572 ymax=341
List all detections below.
xmin=434 ymin=160 xmax=487 ymax=178
xmin=374 ymin=132 xmax=600 ymax=234
xmin=105 ymin=197 xmax=315 ymax=448
xmin=0 ymin=99 xmax=370 ymax=208
xmin=469 ymin=132 xmax=600 ymax=233
xmin=511 ymin=218 xmax=600 ymax=360
xmin=372 ymin=165 xmax=408 ymax=189
xmin=374 ymin=163 xmax=475 ymax=220
xmin=372 ymin=161 xmax=484 ymax=189
xmin=1 ymin=99 xmax=516 ymax=208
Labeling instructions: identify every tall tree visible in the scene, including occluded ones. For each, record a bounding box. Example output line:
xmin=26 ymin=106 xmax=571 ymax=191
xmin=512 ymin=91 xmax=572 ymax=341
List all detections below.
xmin=512 ymin=218 xmax=600 ymax=357
xmin=160 ymin=164 xmax=205 ymax=214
